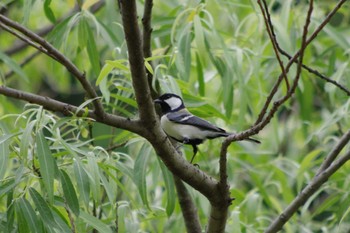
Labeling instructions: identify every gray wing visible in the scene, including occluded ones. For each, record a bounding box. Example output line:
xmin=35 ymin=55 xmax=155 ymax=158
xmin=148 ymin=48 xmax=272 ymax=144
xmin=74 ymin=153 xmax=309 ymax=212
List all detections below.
xmin=167 ymin=111 xmax=227 ymax=133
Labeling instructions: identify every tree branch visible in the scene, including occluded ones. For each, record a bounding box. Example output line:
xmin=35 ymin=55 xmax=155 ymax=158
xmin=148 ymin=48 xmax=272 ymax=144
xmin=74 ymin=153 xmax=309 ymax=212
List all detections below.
xmin=0 ymin=15 xmax=105 ymax=118
xmin=257 ymin=0 xmax=289 ymax=91
xmin=316 ymin=129 xmax=350 ymax=175
xmin=174 ymin=176 xmax=202 ymax=233
xmin=255 ymin=0 xmax=348 ymax=125
xmin=260 ymin=0 xmax=350 ymax=96
xmin=141 ymin=0 xmax=159 ymax=99
xmin=119 ymin=0 xmax=157 ymax=122
xmin=265 ymin=149 xmax=350 ymax=233
xmin=119 ymin=0 xmax=220 ymax=203
xmin=0 ymin=85 xmax=142 ymax=135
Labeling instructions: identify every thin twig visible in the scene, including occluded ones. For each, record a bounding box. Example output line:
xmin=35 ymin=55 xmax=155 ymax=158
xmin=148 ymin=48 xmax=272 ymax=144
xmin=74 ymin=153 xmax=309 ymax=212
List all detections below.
xmin=255 ymin=0 xmax=348 ymax=125
xmin=4 ymin=0 xmax=105 ymax=56
xmin=0 ymin=85 xmax=142 ymax=134
xmin=261 ymin=0 xmax=350 ymax=96
xmin=257 ymin=0 xmax=289 ymax=91
xmin=0 ymin=15 xmax=105 ymax=118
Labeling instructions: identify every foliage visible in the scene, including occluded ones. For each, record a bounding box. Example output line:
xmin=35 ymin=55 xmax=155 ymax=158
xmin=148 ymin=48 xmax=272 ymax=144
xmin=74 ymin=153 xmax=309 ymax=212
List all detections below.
xmin=0 ymin=0 xmax=350 ymax=232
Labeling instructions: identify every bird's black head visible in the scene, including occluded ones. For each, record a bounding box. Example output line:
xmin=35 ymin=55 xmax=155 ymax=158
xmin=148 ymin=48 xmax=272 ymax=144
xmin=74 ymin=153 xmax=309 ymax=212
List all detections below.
xmin=154 ymin=93 xmax=185 ymax=114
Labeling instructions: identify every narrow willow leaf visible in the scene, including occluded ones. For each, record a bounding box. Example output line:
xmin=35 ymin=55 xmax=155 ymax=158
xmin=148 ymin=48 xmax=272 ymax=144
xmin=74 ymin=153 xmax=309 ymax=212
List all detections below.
xmin=43 ymin=0 xmax=56 ymax=23
xmin=0 ymin=131 xmax=21 ymax=144
xmin=74 ymin=160 xmax=90 ymax=209
xmin=6 ymin=194 xmax=15 ymax=233
xmin=105 ymin=60 xmax=129 ymax=71
xmin=134 ymin=144 xmax=151 ymax=208
xmin=17 ymin=198 xmax=41 ymax=233
xmin=157 ymin=158 xmax=175 ymax=216
xmin=59 ymin=169 xmax=80 ymax=217
xmin=80 ymin=211 xmax=113 ymax=233
xmin=0 ymin=139 xmax=9 ymax=180
xmin=47 ymin=15 xmax=73 ymax=48
xmin=193 ymin=15 xmax=206 ymax=65
xmin=29 ymin=188 xmax=56 ymax=228
xmin=144 ymin=60 xmax=154 ymax=75
xmin=86 ymin=23 xmax=101 ymax=76
xmin=96 ymin=63 xmax=113 ymax=85
xmin=0 ymin=51 xmax=28 ymax=82
xmin=20 ymin=120 xmax=36 ymax=161
xmin=51 ymin=208 xmax=72 ymax=233
xmin=16 ymin=201 xmax=30 ymax=233
xmin=99 ymin=170 xmax=116 ymax=204
xmin=177 ymin=25 xmax=192 ymax=81
xmin=195 ymin=52 xmax=205 ymax=96
xmin=87 ymin=154 xmax=100 ymax=201
xmin=78 ymin=14 xmax=89 ymax=49
xmin=0 ymin=179 xmax=16 ymax=197
xmin=36 ymin=130 xmax=55 ymax=203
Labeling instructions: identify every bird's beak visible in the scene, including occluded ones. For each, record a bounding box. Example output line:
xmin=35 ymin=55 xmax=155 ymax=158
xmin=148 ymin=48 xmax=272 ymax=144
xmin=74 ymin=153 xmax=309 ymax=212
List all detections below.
xmin=154 ymin=99 xmax=162 ymax=104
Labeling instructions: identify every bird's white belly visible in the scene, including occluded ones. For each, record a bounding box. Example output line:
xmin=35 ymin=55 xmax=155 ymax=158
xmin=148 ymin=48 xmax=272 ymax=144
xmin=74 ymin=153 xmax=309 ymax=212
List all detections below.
xmin=160 ymin=115 xmax=209 ymax=141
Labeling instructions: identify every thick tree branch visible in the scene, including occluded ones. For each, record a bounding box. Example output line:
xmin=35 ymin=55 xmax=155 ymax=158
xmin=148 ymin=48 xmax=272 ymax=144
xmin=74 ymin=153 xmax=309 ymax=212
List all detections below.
xmin=265 ymin=149 xmax=350 ymax=233
xmin=0 ymin=15 xmax=105 ymax=118
xmin=174 ymin=176 xmax=202 ymax=233
xmin=119 ymin=0 xmax=220 ymax=202
xmin=119 ymin=0 xmax=157 ymax=122
xmin=0 ymin=85 xmax=142 ymax=135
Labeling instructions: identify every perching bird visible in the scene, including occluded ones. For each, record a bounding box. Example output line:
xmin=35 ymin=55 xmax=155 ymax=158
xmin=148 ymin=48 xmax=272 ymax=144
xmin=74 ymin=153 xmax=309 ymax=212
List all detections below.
xmin=154 ymin=93 xmax=260 ymax=163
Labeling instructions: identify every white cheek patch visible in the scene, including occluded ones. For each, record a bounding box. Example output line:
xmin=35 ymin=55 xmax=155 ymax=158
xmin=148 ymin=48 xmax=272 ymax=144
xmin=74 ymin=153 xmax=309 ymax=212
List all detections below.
xmin=164 ymin=97 xmax=183 ymax=110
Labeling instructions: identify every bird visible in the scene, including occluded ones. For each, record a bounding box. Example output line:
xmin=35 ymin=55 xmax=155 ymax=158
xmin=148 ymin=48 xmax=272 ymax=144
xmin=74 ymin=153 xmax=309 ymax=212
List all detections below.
xmin=154 ymin=93 xmax=260 ymax=163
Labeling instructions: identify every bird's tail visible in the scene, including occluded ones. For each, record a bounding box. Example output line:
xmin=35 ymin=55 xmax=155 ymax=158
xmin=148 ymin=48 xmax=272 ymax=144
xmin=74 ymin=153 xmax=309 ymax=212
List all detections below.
xmin=245 ymin=137 xmax=261 ymax=144
xmin=221 ymin=132 xmax=261 ymax=144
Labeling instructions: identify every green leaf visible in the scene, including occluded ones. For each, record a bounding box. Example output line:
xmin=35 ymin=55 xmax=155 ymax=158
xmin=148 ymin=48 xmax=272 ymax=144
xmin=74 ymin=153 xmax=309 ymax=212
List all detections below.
xmin=0 ymin=131 xmax=21 ymax=144
xmin=16 ymin=200 xmax=30 ymax=233
xmin=80 ymin=211 xmax=113 ymax=233
xmin=22 ymin=0 xmax=35 ymax=25
xmin=195 ymin=52 xmax=205 ymax=96
xmin=86 ymin=22 xmax=101 ymax=76
xmin=96 ymin=63 xmax=113 ymax=85
xmin=105 ymin=60 xmax=129 ymax=71
xmin=0 ymin=138 xmax=9 ymax=180
xmin=87 ymin=154 xmax=101 ymax=201
xmin=99 ymin=170 xmax=116 ymax=204
xmin=193 ymin=15 xmax=206 ymax=64
xmin=29 ymin=188 xmax=56 ymax=228
xmin=0 ymin=51 xmax=28 ymax=82
xmin=43 ymin=0 xmax=56 ymax=23
xmin=157 ymin=157 xmax=175 ymax=216
xmin=59 ymin=169 xmax=80 ymax=217
xmin=17 ymin=198 xmax=42 ymax=233
xmin=20 ymin=120 xmax=36 ymax=162
xmin=74 ymin=160 xmax=90 ymax=209
xmin=144 ymin=60 xmax=154 ymax=75
xmin=78 ymin=14 xmax=89 ymax=49
xmin=134 ymin=143 xmax=152 ymax=208
xmin=51 ymin=208 xmax=72 ymax=233
xmin=176 ymin=25 xmax=193 ymax=81
xmin=36 ymin=130 xmax=56 ymax=203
